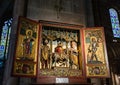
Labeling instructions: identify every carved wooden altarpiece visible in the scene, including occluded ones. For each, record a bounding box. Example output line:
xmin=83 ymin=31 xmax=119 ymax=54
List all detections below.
xmin=37 ymin=20 xmax=86 ymax=84
xmin=12 ymin=17 xmax=110 ymax=84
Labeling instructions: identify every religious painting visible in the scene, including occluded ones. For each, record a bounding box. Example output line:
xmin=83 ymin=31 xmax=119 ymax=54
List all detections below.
xmin=81 ymin=27 xmax=110 ymax=77
xmin=39 ymin=25 xmax=83 ymax=77
xmin=12 ymin=16 xmax=39 ymax=77
xmin=13 ymin=62 xmax=36 ymax=76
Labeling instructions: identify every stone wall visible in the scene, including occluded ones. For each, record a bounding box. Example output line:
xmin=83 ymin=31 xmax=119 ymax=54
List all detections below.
xmin=27 ymin=0 xmax=86 ymax=26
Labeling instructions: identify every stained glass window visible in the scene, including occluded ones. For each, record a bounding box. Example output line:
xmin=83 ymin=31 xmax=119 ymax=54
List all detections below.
xmin=0 ymin=18 xmax=12 ymax=84
xmin=0 ymin=18 xmax=12 ymax=67
xmin=109 ymin=8 xmax=120 ymax=38
xmin=0 ymin=18 xmax=12 ymax=68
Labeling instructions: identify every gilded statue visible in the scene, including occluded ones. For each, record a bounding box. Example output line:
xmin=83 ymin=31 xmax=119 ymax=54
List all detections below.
xmin=69 ymin=41 xmax=79 ymax=69
xmin=41 ymin=39 xmax=50 ymax=69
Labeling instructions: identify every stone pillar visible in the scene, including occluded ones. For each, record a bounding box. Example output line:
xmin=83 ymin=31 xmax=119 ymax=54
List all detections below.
xmin=91 ymin=78 xmax=101 ymax=85
xmin=84 ymin=0 xmax=94 ymax=27
xmin=111 ymin=71 xmax=116 ymax=85
xmin=19 ymin=78 xmax=32 ymax=85
xmin=2 ymin=0 xmax=26 ymax=85
xmin=114 ymin=74 xmax=120 ymax=85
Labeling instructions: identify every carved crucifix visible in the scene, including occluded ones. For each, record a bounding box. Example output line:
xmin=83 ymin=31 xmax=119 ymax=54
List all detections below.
xmin=54 ymin=0 xmax=63 ymax=18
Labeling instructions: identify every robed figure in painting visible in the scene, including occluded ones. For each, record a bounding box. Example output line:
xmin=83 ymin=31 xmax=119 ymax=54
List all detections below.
xmin=23 ymin=30 xmax=34 ymax=55
xmin=88 ymin=37 xmax=99 ymax=62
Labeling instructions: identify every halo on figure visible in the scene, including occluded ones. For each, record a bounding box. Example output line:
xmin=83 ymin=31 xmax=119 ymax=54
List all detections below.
xmin=90 ymin=36 xmax=97 ymax=42
xmin=58 ymin=42 xmax=63 ymax=47
xmin=26 ymin=29 xmax=33 ymax=36
xmin=44 ymin=38 xmax=49 ymax=44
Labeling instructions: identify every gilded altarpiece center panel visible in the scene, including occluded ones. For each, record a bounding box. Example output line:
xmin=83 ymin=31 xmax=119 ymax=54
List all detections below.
xmin=39 ymin=26 xmax=83 ymax=77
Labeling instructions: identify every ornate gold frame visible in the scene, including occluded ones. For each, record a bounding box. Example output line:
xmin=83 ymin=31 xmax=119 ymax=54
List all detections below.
xmin=81 ymin=27 xmax=110 ymax=77
xmin=12 ymin=16 xmax=40 ymax=77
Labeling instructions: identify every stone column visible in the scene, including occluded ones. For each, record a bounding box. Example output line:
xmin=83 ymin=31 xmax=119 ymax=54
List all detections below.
xmin=91 ymin=78 xmax=101 ymax=85
xmin=114 ymin=74 xmax=120 ymax=85
xmin=2 ymin=0 xmax=26 ymax=85
xmin=111 ymin=69 xmax=116 ymax=85
xmin=84 ymin=0 xmax=94 ymax=27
